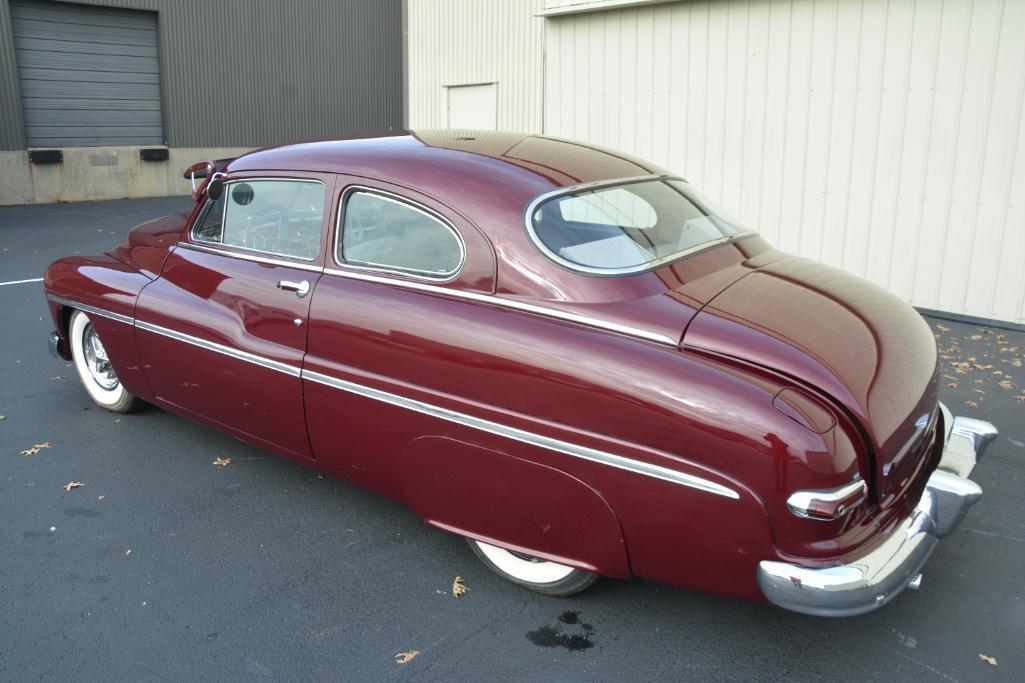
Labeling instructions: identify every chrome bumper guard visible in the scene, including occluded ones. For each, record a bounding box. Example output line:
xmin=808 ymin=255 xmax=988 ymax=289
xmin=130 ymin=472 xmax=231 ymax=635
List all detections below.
xmin=758 ymin=403 xmax=998 ymax=617
xmin=48 ymin=330 xmax=60 ymax=359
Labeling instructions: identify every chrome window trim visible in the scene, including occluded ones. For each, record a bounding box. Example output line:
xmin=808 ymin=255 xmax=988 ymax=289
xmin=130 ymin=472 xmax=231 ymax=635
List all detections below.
xmin=177 ymin=241 xmax=325 ymax=273
xmin=46 ymin=295 xmax=730 ymax=497
xmin=190 ymin=177 xmax=327 ymax=263
xmin=134 ymin=319 xmax=301 ymax=377
xmin=524 ymin=174 xmax=758 ymax=277
xmin=302 ymin=368 xmax=739 ymax=499
xmin=333 ymin=185 xmax=466 ymax=282
xmin=320 ymin=266 xmax=677 ymax=346
xmin=46 ymin=294 xmax=134 ymax=325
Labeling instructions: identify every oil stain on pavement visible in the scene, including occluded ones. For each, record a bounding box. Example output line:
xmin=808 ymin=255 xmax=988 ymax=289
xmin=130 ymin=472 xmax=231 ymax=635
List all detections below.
xmin=527 ymin=611 xmax=596 ymax=651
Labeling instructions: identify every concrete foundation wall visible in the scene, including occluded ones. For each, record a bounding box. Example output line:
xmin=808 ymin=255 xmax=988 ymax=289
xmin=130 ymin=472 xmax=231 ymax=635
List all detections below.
xmin=0 ymin=146 xmax=251 ymax=205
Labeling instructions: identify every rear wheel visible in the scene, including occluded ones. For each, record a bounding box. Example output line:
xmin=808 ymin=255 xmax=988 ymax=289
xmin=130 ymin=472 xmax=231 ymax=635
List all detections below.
xmin=69 ymin=310 xmax=143 ymax=413
xmin=467 ymin=538 xmax=599 ymax=597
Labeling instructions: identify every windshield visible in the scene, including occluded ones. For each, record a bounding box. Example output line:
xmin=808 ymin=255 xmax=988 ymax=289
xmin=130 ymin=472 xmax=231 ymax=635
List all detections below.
xmin=528 ymin=178 xmax=750 ymax=274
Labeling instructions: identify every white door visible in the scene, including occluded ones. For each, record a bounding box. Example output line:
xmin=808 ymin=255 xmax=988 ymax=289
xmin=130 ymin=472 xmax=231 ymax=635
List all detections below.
xmin=447 ymin=83 xmax=497 ymax=130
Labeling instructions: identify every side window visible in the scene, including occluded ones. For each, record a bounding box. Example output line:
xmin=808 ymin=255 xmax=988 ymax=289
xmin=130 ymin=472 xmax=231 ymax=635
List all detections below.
xmin=193 ymin=179 xmax=325 ymax=260
xmin=193 ymin=193 xmax=225 ymax=242
xmin=338 ymin=191 xmax=463 ymax=278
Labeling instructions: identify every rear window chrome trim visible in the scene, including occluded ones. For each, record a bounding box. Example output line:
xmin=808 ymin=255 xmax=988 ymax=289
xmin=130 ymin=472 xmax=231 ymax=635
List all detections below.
xmin=524 ymin=174 xmax=757 ymax=277
xmin=190 ymin=176 xmax=326 ymax=263
xmin=334 ymin=185 xmax=466 ymax=283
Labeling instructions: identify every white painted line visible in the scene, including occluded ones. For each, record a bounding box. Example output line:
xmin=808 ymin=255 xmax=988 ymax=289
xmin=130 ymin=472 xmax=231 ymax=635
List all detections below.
xmin=0 ymin=277 xmax=44 ymax=286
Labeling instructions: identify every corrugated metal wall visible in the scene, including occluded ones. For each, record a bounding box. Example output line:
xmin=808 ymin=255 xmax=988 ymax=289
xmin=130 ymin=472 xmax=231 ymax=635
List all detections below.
xmin=543 ymin=0 xmax=1025 ymax=324
xmin=406 ymin=0 xmax=545 ymax=132
xmin=0 ymin=0 xmax=403 ymax=150
xmin=11 ymin=0 xmax=163 ymax=147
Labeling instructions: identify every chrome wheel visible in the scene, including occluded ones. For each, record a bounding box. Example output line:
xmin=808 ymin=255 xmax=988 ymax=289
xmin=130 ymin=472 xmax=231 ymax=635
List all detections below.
xmin=81 ymin=323 xmax=119 ymax=390
xmin=68 ymin=310 xmax=142 ymax=413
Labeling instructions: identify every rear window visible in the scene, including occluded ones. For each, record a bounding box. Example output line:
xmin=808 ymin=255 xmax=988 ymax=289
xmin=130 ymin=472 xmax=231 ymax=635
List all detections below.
xmin=528 ymin=178 xmax=750 ymax=274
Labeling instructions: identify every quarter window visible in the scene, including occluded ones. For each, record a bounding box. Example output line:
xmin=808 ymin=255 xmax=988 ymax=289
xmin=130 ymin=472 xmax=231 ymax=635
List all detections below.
xmin=193 ymin=179 xmax=325 ymax=260
xmin=338 ymin=191 xmax=462 ymax=278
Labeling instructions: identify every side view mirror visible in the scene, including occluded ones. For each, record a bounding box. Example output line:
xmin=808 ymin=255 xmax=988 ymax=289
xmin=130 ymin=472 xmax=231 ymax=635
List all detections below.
xmin=183 ymin=160 xmax=214 ymax=191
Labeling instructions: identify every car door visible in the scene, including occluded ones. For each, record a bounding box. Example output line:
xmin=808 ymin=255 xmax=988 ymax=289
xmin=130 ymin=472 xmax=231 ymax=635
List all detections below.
xmin=135 ymin=172 xmax=335 ymax=463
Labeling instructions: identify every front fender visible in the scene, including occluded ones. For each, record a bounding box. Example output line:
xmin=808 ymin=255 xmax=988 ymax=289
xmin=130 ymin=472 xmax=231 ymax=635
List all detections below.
xmin=44 ymin=254 xmax=152 ymax=400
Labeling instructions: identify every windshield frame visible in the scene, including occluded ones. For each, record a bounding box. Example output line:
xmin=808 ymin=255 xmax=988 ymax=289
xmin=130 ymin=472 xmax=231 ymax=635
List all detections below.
xmin=524 ymin=173 xmax=756 ymax=277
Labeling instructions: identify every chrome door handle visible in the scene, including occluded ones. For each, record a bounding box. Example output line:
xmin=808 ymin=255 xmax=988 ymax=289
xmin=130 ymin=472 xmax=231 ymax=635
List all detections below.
xmin=277 ymin=279 xmax=310 ymax=298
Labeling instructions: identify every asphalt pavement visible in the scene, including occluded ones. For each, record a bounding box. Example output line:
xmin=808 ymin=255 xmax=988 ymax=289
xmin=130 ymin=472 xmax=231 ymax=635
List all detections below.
xmin=1 ymin=197 xmax=1023 ymax=682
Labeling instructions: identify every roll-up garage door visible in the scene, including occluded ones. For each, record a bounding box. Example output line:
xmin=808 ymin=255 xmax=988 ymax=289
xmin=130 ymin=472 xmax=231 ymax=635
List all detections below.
xmin=10 ymin=0 xmax=163 ymax=147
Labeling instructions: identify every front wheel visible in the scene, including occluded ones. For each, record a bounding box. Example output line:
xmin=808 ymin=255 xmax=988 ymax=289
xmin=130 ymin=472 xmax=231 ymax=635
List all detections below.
xmin=467 ymin=539 xmax=600 ymax=597
xmin=68 ymin=310 xmax=143 ymax=413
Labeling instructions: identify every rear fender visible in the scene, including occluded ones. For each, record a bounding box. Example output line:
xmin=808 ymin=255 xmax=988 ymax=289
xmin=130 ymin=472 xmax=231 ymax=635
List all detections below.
xmin=401 ymin=435 xmax=631 ymax=578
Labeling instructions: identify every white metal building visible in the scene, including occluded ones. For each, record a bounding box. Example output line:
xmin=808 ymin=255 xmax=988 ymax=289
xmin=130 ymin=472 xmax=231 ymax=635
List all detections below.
xmin=406 ymin=0 xmax=1025 ymax=326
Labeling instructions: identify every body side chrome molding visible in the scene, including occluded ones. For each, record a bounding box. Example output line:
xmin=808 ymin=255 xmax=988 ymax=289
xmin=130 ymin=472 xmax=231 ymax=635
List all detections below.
xmin=302 ymin=368 xmax=739 ymax=499
xmin=320 ymin=267 xmax=677 ymax=345
xmin=50 ymin=302 xmax=726 ymax=496
xmin=133 ymin=319 xmax=301 ymax=377
xmin=47 ymin=294 xmax=134 ymax=325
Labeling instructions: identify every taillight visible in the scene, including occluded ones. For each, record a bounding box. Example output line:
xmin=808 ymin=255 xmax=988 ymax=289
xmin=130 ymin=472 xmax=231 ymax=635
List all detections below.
xmin=786 ymin=479 xmax=868 ymax=521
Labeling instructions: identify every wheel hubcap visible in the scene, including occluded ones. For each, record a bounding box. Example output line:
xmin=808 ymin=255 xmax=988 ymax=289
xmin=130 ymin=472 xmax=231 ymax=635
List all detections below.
xmin=82 ymin=324 xmax=119 ymax=390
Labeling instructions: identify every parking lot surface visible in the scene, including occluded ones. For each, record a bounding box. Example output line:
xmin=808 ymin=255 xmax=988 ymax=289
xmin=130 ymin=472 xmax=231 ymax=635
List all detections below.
xmin=2 ymin=197 xmax=1024 ymax=681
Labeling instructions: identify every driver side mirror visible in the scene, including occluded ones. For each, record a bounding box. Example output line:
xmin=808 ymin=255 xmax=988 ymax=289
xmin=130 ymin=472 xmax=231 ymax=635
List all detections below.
xmin=183 ymin=160 xmax=215 ymax=199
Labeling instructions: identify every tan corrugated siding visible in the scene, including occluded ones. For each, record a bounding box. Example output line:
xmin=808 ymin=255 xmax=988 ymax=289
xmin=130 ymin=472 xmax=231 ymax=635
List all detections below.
xmin=540 ymin=0 xmax=1025 ymax=324
xmin=406 ymin=0 xmax=545 ymax=132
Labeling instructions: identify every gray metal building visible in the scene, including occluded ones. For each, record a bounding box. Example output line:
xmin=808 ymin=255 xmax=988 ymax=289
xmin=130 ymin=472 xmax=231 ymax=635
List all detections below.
xmin=0 ymin=0 xmax=404 ymax=203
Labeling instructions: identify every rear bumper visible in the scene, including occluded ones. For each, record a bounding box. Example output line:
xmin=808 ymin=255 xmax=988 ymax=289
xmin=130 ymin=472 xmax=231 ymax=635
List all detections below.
xmin=757 ymin=404 xmax=997 ymax=617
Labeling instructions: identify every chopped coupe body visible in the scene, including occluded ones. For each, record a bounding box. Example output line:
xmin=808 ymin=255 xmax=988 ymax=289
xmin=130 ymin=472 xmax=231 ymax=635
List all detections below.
xmin=44 ymin=131 xmax=997 ymax=615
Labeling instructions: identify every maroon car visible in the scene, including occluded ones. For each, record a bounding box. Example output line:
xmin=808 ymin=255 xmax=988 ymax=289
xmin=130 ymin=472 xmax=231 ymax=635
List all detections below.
xmin=44 ymin=131 xmax=997 ymax=616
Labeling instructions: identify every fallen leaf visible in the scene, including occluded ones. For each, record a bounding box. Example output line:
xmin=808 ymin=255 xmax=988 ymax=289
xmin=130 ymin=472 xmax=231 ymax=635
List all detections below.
xmin=19 ymin=442 xmax=51 ymax=456
xmin=936 ymin=324 xmax=950 ymax=332
xmin=979 ymin=654 xmax=998 ymax=666
xmin=213 ymin=457 xmax=231 ymax=467
xmin=946 ymin=383 xmax=958 ymax=389
xmin=998 ymin=380 xmax=1015 ymax=390
xmin=452 ymin=576 xmax=469 ymax=598
xmin=395 ymin=651 xmax=420 ymax=665
xmin=97 ymin=495 xmax=106 ymax=502
xmin=0 ymin=415 xmax=5 ymax=420
xmin=1016 ymin=395 xmax=1025 ymax=402
xmin=63 ymin=481 xmax=84 ymax=491
xmin=966 ymin=401 xmax=979 ymax=407
xmin=970 ymin=335 xmax=984 ymax=341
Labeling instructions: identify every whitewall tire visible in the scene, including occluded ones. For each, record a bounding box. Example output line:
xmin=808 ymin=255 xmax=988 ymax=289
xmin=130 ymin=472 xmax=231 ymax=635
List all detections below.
xmin=468 ymin=539 xmax=599 ymax=597
xmin=68 ymin=310 xmax=142 ymax=413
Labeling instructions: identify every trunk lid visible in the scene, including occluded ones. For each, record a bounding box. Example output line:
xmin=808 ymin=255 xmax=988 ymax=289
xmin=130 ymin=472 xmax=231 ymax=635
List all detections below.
xmin=682 ymin=253 xmax=940 ymax=498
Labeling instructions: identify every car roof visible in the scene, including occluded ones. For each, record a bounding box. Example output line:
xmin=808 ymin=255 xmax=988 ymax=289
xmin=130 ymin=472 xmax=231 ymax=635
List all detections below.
xmin=227 ymin=130 xmax=669 ymax=232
